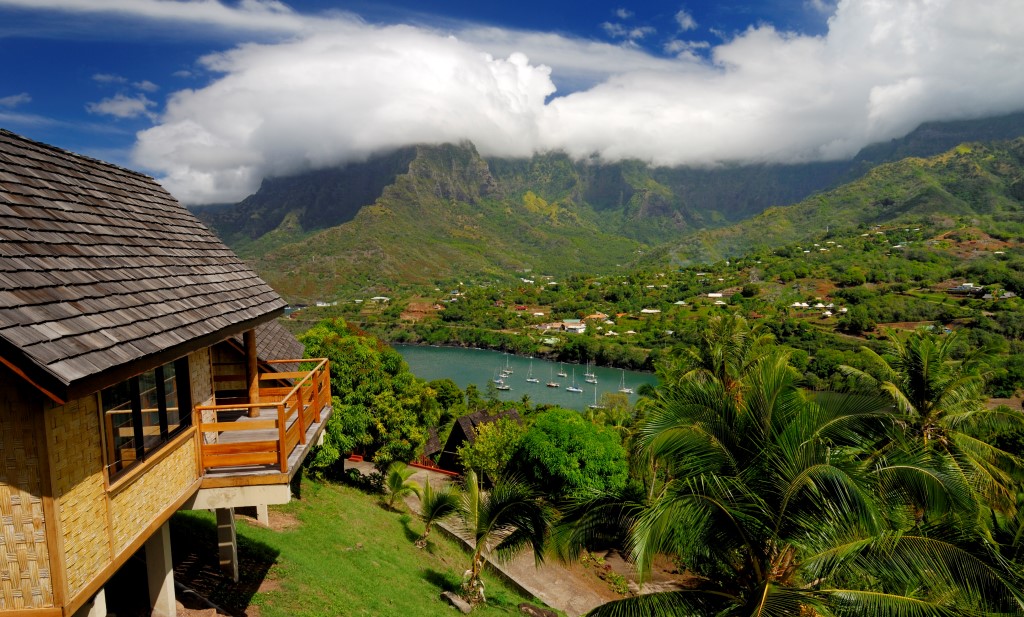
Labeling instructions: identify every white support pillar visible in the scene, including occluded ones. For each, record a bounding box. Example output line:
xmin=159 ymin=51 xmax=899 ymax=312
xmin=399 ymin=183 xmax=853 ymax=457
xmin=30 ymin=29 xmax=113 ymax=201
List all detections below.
xmin=71 ymin=587 xmax=106 ymax=617
xmin=216 ymin=507 xmax=239 ymax=583
xmin=146 ymin=521 xmax=177 ymax=617
xmin=255 ymin=503 xmax=270 ymax=526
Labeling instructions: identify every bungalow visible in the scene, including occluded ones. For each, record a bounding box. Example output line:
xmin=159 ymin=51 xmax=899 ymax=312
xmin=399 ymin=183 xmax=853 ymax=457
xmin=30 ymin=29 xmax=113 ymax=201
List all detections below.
xmin=0 ymin=131 xmax=332 ymax=617
xmin=437 ymin=410 xmax=522 ymax=473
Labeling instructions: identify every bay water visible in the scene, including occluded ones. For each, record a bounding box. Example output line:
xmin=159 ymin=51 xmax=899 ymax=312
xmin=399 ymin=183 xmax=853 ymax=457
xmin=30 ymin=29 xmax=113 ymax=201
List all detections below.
xmin=394 ymin=344 xmax=658 ymax=411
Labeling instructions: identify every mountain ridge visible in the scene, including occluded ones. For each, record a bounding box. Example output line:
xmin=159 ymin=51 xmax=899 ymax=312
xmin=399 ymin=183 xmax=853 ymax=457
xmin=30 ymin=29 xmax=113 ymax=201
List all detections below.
xmin=192 ymin=111 xmax=1024 ymax=300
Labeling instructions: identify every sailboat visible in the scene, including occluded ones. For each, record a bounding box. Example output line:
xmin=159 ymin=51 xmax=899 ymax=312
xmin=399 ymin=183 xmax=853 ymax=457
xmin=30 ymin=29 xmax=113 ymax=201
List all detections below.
xmin=565 ymin=368 xmax=583 ymax=393
xmin=584 ymin=360 xmax=597 ymax=384
xmin=501 ymin=354 xmax=513 ymax=376
xmin=557 ymin=362 xmax=568 ymax=378
xmin=496 ymin=381 xmax=511 ymax=391
xmin=618 ymin=369 xmax=634 ymax=394
xmin=546 ymin=365 xmax=560 ymax=388
xmin=525 ymin=360 xmax=540 ymax=383
xmin=492 ymin=368 xmax=504 ymax=384
xmin=588 ymin=385 xmax=605 ymax=410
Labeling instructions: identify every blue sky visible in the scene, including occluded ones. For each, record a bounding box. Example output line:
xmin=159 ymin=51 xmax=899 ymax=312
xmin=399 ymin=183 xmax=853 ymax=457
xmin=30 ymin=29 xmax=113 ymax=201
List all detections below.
xmin=1 ymin=1 xmax=1022 ymax=204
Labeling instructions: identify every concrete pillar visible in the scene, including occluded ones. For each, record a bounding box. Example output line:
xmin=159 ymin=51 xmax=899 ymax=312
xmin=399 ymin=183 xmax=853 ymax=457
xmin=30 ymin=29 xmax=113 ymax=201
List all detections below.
xmin=216 ymin=508 xmax=239 ymax=583
xmin=71 ymin=587 xmax=106 ymax=617
xmin=255 ymin=503 xmax=270 ymax=526
xmin=244 ymin=329 xmax=259 ymax=416
xmin=146 ymin=521 xmax=176 ymax=617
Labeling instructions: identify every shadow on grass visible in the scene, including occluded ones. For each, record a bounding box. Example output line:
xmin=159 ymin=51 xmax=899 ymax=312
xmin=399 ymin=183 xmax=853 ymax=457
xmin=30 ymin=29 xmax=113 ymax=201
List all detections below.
xmin=422 ymin=568 xmax=460 ymax=593
xmin=169 ymin=512 xmax=280 ymax=616
xmin=398 ymin=514 xmax=421 ymax=543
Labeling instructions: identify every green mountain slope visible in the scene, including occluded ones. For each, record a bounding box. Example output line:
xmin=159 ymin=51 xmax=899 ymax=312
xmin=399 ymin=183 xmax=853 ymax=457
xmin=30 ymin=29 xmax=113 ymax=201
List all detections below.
xmin=670 ymin=139 xmax=1024 ymax=264
xmin=192 ymin=112 xmax=1024 ymax=300
xmin=243 ymin=143 xmax=644 ymax=300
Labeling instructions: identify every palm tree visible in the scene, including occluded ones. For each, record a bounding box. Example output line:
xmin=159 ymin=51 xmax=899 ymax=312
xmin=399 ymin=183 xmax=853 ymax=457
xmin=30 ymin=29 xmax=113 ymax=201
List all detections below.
xmin=384 ymin=462 xmax=421 ymax=510
xmin=415 ymin=478 xmax=460 ymax=548
xmin=570 ymin=351 xmax=1024 ymax=616
xmin=839 ymin=329 xmax=1024 ymax=516
xmin=665 ymin=313 xmax=774 ymax=404
xmin=457 ymin=470 xmax=552 ymax=605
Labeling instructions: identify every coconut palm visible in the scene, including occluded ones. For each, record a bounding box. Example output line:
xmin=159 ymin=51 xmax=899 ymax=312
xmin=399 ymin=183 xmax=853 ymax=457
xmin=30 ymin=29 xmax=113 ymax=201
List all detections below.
xmin=457 ymin=469 xmax=552 ymax=605
xmin=839 ymin=329 xmax=1024 ymax=516
xmin=571 ymin=351 xmax=1024 ymax=616
xmin=665 ymin=313 xmax=774 ymax=404
xmin=384 ymin=462 xmax=421 ymax=510
xmin=415 ymin=478 xmax=460 ymax=548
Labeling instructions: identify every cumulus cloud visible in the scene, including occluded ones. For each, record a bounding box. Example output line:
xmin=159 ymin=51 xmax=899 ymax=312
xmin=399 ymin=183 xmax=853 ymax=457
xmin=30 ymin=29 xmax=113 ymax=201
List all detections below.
xmin=134 ymin=80 xmax=160 ymax=92
xmin=87 ymin=93 xmax=157 ymax=119
xmin=675 ymin=9 xmax=697 ymax=31
xmin=0 ymin=92 xmax=31 ymax=108
xmin=107 ymin=0 xmax=1024 ymax=204
xmin=615 ymin=8 xmax=633 ymax=20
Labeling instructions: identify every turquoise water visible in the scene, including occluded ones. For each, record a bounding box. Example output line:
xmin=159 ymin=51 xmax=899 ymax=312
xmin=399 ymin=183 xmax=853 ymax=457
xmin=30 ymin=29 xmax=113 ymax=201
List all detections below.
xmin=394 ymin=344 xmax=658 ymax=411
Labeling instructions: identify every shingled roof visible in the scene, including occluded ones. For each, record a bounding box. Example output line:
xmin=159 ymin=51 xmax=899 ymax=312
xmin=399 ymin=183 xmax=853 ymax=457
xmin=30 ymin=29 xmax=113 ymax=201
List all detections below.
xmin=0 ymin=129 xmax=286 ymax=402
xmin=228 ymin=320 xmax=305 ymax=374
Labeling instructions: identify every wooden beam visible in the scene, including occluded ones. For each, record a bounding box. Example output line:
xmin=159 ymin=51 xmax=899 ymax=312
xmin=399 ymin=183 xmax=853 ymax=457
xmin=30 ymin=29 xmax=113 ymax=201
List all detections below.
xmin=244 ymin=329 xmax=259 ymax=418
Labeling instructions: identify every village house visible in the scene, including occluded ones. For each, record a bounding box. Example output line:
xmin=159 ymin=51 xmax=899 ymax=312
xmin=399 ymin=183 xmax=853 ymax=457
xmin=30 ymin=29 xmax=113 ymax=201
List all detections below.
xmin=0 ymin=130 xmax=333 ymax=617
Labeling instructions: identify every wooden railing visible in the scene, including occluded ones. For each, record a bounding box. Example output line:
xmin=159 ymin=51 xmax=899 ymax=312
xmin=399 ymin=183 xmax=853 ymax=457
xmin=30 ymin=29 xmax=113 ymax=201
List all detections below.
xmin=196 ymin=358 xmax=331 ymax=474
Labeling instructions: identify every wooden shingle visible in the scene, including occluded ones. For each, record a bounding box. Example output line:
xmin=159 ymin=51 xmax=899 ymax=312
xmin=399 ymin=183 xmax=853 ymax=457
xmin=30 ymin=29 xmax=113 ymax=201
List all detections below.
xmin=0 ymin=129 xmax=286 ymax=402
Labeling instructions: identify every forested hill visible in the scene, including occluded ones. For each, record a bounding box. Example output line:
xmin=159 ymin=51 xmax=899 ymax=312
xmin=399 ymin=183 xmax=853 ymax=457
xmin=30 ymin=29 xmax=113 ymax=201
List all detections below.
xmin=192 ymin=112 xmax=1024 ymax=301
xmin=668 ymin=138 xmax=1024 ymax=265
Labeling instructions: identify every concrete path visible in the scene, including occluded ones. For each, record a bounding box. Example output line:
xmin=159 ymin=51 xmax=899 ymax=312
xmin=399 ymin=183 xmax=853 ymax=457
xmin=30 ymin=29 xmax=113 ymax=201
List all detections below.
xmin=347 ymin=461 xmax=607 ymax=617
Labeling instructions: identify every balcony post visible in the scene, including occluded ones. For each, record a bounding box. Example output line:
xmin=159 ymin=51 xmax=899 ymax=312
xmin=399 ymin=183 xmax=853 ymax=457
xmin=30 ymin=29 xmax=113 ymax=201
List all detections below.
xmin=244 ymin=328 xmax=259 ymax=417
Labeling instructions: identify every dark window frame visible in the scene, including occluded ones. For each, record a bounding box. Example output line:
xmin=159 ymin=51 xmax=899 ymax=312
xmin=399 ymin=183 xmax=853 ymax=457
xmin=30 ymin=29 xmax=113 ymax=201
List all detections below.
xmin=101 ymin=356 xmax=192 ymax=480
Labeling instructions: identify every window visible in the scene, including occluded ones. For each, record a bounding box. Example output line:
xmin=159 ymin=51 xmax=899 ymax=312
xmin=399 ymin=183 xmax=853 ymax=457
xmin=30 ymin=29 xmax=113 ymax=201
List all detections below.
xmin=102 ymin=356 xmax=192 ymax=479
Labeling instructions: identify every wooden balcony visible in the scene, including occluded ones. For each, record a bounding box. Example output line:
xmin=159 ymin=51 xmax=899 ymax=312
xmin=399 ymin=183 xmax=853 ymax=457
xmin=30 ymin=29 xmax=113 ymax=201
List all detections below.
xmin=197 ymin=358 xmax=333 ymax=488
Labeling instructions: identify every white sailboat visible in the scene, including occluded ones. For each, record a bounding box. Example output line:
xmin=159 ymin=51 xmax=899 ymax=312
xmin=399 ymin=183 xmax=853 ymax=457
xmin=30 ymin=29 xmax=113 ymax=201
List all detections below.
xmin=618 ymin=369 xmax=634 ymax=394
xmin=546 ymin=365 xmax=560 ymax=388
xmin=584 ymin=360 xmax=597 ymax=384
xmin=587 ymin=386 xmax=604 ymax=410
xmin=566 ymin=368 xmax=583 ymax=393
xmin=501 ymin=354 xmax=513 ymax=376
xmin=557 ymin=361 xmax=568 ymax=378
xmin=525 ymin=360 xmax=539 ymax=383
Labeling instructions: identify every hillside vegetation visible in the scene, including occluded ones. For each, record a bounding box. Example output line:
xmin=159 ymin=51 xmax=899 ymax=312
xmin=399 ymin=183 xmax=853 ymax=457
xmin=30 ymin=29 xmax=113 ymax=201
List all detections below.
xmin=194 ymin=113 xmax=1024 ymax=301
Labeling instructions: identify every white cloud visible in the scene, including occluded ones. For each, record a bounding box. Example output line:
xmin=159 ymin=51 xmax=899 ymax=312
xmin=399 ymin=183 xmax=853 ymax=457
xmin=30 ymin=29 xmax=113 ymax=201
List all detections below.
xmin=172 ymin=69 xmax=194 ymax=78
xmin=675 ymin=9 xmax=697 ymax=31
xmin=615 ymin=8 xmax=633 ymax=19
xmin=25 ymin=0 xmax=1020 ymax=205
xmin=0 ymin=92 xmax=31 ymax=108
xmin=663 ymin=38 xmax=710 ymax=58
xmin=86 ymin=93 xmax=157 ymax=119
xmin=601 ymin=21 xmax=626 ymax=38
xmin=0 ymin=0 xmax=313 ymax=34
xmin=92 ymin=72 xmax=127 ymax=84
xmin=134 ymin=80 xmax=160 ymax=92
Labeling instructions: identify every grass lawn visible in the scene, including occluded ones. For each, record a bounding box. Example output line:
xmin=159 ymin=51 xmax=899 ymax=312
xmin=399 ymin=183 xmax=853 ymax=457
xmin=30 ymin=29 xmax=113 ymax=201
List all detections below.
xmin=169 ymin=476 xmax=555 ymax=617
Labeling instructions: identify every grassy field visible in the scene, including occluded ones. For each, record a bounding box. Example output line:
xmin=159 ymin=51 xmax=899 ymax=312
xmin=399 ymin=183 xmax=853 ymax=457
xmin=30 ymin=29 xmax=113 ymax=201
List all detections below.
xmin=167 ymin=477 xmax=555 ymax=617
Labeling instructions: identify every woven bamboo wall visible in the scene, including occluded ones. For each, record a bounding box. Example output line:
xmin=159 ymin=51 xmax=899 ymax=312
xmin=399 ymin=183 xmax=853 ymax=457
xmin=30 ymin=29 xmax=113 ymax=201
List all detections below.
xmin=47 ymin=394 xmax=108 ymax=601
xmin=190 ymin=348 xmax=218 ymax=445
xmin=108 ymin=438 xmax=197 ymax=553
xmin=0 ymin=369 xmax=54 ymax=610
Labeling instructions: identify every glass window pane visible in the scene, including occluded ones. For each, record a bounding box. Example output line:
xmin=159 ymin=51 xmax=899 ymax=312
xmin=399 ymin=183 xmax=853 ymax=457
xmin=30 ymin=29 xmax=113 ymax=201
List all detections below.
xmin=164 ymin=361 xmax=180 ymax=429
xmin=101 ymin=380 xmax=135 ymax=475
